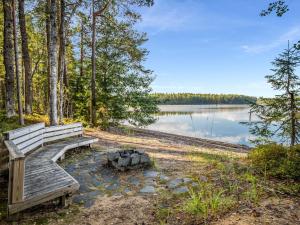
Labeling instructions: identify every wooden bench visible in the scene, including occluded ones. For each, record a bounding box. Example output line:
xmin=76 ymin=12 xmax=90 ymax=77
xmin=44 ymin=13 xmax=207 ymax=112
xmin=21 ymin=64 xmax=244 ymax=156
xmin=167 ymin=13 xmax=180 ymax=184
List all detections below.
xmin=3 ymin=122 xmax=98 ymax=215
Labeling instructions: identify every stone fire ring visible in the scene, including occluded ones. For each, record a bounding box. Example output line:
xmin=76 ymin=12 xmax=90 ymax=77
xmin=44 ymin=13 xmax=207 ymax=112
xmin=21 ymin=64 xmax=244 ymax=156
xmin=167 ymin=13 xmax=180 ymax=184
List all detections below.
xmin=107 ymin=149 xmax=152 ymax=171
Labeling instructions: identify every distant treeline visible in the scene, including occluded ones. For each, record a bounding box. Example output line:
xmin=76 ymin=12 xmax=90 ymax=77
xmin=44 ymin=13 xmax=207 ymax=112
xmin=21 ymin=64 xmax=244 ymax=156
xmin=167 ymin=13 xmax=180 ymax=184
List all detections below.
xmin=152 ymin=93 xmax=257 ymax=105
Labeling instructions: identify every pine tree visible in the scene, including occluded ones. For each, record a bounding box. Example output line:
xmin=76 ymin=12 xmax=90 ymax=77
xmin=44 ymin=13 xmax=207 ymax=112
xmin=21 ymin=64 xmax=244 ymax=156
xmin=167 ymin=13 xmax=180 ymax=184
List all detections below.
xmin=249 ymin=44 xmax=300 ymax=146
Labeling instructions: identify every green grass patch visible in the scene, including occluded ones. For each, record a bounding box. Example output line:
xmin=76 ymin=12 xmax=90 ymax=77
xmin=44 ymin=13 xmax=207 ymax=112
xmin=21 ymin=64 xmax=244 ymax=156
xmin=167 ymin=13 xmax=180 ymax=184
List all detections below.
xmin=183 ymin=185 xmax=236 ymax=219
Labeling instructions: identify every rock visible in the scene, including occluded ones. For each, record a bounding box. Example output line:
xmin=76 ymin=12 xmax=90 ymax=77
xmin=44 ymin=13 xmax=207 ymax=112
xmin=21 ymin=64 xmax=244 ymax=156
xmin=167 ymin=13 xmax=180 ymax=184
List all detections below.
xmin=107 ymin=151 xmax=120 ymax=161
xmin=140 ymin=186 xmax=156 ymax=194
xmin=107 ymin=149 xmax=151 ymax=170
xmin=105 ymin=182 xmax=120 ymax=191
xmin=91 ymin=177 xmax=101 ymax=186
xmin=191 ymin=182 xmax=198 ymax=187
xmin=118 ymin=156 xmax=131 ymax=167
xmin=173 ymin=186 xmax=189 ymax=194
xmin=199 ymin=175 xmax=208 ymax=182
xmin=144 ymin=170 xmax=159 ymax=178
xmin=124 ymin=188 xmax=132 ymax=194
xmin=183 ymin=178 xmax=192 ymax=183
xmin=128 ymin=177 xmax=140 ymax=186
xmin=145 ymin=178 xmax=156 ymax=186
xmin=84 ymin=199 xmax=95 ymax=208
xmin=167 ymin=178 xmax=183 ymax=189
xmin=159 ymin=174 xmax=170 ymax=181
xmin=140 ymin=154 xmax=151 ymax=164
xmin=131 ymin=153 xmax=140 ymax=166
xmin=87 ymin=190 xmax=102 ymax=198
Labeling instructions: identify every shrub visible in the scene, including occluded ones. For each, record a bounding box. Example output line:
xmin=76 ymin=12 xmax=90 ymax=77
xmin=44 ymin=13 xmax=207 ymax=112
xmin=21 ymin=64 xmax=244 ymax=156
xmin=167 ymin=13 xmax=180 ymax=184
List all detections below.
xmin=249 ymin=144 xmax=300 ymax=180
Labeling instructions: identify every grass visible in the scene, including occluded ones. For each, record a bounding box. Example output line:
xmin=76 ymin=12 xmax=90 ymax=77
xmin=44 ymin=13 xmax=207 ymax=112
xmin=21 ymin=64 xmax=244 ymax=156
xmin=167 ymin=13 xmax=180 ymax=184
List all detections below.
xmin=154 ymin=151 xmax=266 ymax=224
xmin=183 ymin=186 xmax=236 ymax=219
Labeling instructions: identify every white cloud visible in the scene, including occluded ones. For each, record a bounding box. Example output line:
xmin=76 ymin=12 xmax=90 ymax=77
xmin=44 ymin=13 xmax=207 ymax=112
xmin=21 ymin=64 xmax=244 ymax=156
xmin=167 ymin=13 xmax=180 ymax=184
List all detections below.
xmin=242 ymin=27 xmax=300 ymax=54
xmin=138 ymin=0 xmax=195 ymax=32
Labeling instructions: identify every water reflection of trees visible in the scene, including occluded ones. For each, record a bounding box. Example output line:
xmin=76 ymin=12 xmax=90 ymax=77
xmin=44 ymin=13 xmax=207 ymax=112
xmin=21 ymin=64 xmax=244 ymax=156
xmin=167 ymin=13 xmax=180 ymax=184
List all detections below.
xmin=155 ymin=107 xmax=250 ymax=116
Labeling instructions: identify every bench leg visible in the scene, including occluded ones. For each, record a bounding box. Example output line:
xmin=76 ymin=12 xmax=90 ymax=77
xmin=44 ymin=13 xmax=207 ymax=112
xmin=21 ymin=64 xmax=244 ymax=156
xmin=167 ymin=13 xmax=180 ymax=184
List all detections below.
xmin=60 ymin=195 xmax=69 ymax=207
xmin=7 ymin=212 xmax=20 ymax=223
xmin=60 ymin=154 xmax=65 ymax=161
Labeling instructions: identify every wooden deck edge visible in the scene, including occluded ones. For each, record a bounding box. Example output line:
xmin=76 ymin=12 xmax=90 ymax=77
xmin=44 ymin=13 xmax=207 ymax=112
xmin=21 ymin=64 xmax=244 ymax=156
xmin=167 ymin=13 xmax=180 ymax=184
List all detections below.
xmin=8 ymin=183 xmax=79 ymax=215
xmin=51 ymin=137 xmax=98 ymax=162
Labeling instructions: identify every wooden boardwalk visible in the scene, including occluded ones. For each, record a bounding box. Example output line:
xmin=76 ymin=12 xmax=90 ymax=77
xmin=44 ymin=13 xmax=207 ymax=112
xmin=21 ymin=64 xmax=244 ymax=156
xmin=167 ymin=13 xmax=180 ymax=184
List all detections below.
xmin=4 ymin=123 xmax=98 ymax=215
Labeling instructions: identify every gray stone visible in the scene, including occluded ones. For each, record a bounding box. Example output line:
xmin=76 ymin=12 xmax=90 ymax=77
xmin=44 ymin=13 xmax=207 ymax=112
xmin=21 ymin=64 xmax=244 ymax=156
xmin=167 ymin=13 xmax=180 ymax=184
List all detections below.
xmin=87 ymin=190 xmax=102 ymax=198
xmin=159 ymin=174 xmax=170 ymax=181
xmin=191 ymin=182 xmax=198 ymax=187
xmin=127 ymin=177 xmax=140 ymax=186
xmin=105 ymin=182 xmax=120 ymax=191
xmin=183 ymin=178 xmax=192 ymax=184
xmin=91 ymin=177 xmax=102 ymax=186
xmin=167 ymin=178 xmax=183 ymax=189
xmin=124 ymin=188 xmax=132 ymax=194
xmin=130 ymin=153 xmax=140 ymax=166
xmin=84 ymin=199 xmax=95 ymax=208
xmin=173 ymin=186 xmax=189 ymax=194
xmin=145 ymin=178 xmax=156 ymax=186
xmin=140 ymin=154 xmax=151 ymax=164
xmin=140 ymin=186 xmax=156 ymax=193
xmin=144 ymin=170 xmax=159 ymax=178
xmin=107 ymin=151 xmax=120 ymax=161
xmin=118 ymin=156 xmax=131 ymax=167
xmin=199 ymin=175 xmax=208 ymax=182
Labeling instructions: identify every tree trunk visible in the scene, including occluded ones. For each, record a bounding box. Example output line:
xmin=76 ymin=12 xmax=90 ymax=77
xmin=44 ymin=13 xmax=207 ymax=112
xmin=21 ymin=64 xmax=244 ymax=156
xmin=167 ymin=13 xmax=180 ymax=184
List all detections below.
xmin=46 ymin=0 xmax=51 ymax=114
xmin=58 ymin=0 xmax=65 ymax=123
xmin=0 ymin=80 xmax=5 ymax=109
xmin=3 ymin=0 xmax=15 ymax=118
xmin=80 ymin=19 xmax=84 ymax=78
xmin=18 ymin=0 xmax=32 ymax=114
xmin=49 ymin=0 xmax=58 ymax=125
xmin=290 ymin=92 xmax=296 ymax=146
xmin=13 ymin=0 xmax=24 ymax=125
xmin=91 ymin=0 xmax=97 ymax=126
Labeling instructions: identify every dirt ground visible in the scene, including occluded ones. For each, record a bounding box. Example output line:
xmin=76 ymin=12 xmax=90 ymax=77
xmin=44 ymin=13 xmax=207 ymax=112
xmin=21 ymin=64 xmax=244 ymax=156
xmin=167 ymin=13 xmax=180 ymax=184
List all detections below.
xmin=1 ymin=128 xmax=299 ymax=225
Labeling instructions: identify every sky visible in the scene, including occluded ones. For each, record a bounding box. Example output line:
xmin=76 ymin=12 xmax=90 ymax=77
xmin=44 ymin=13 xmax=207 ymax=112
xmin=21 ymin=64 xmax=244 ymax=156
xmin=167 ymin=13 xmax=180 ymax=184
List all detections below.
xmin=136 ymin=0 xmax=300 ymax=97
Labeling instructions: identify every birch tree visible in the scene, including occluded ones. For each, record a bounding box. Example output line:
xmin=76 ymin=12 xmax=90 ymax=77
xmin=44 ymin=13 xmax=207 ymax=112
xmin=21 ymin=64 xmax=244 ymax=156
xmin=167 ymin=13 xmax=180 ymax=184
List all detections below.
xmin=13 ymin=0 xmax=24 ymax=125
xmin=49 ymin=0 xmax=58 ymax=125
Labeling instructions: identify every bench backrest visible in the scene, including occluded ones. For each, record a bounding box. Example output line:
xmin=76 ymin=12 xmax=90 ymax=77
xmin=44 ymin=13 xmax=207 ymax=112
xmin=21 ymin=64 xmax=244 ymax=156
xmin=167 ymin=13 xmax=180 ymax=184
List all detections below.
xmin=4 ymin=123 xmax=45 ymax=155
xmin=44 ymin=122 xmax=83 ymax=143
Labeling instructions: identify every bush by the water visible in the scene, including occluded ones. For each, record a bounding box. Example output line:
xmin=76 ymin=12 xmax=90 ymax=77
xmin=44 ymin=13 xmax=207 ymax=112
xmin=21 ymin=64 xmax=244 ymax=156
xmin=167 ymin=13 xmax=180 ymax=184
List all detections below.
xmin=249 ymin=144 xmax=300 ymax=180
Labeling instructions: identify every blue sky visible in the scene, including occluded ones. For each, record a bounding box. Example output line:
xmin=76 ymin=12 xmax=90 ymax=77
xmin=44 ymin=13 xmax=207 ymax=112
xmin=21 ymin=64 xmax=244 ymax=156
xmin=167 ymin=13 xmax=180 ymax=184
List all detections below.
xmin=136 ymin=0 xmax=300 ymax=97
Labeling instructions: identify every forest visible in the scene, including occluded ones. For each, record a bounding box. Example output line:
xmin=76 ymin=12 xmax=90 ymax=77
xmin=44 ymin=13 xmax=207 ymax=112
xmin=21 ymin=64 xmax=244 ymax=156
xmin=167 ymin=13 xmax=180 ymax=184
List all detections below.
xmin=153 ymin=93 xmax=257 ymax=105
xmin=0 ymin=0 xmax=157 ymax=129
xmin=0 ymin=1 xmax=300 ymax=224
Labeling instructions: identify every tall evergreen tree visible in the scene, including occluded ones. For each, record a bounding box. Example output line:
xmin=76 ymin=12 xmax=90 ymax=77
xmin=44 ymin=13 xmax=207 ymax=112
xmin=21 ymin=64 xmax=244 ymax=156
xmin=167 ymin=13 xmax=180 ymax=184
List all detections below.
xmin=249 ymin=44 xmax=300 ymax=146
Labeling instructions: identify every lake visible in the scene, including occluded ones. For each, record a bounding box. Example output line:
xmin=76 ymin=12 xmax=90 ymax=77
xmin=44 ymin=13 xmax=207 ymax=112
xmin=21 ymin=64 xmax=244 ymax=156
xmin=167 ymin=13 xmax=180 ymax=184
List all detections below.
xmin=146 ymin=105 xmax=257 ymax=146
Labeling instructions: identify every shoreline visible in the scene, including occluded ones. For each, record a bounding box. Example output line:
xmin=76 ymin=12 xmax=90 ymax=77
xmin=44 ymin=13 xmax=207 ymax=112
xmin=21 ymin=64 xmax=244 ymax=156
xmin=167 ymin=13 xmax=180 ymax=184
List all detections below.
xmin=111 ymin=126 xmax=251 ymax=153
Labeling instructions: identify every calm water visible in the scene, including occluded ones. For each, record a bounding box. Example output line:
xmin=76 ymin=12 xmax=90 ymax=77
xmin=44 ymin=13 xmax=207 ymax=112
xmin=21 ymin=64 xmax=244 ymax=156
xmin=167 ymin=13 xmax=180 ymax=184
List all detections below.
xmin=146 ymin=105 xmax=258 ymax=146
